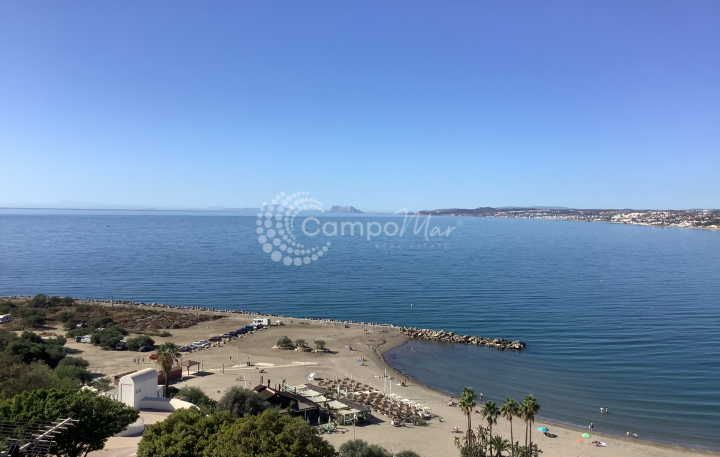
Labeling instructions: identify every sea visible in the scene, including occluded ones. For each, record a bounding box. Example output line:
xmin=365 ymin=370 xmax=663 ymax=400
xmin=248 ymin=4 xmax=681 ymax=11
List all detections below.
xmin=1 ymin=209 xmax=719 ymax=450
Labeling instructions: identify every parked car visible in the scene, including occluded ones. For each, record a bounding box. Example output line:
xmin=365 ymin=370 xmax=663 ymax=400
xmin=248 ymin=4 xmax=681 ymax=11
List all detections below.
xmin=115 ymin=342 xmax=127 ymax=351
xmin=209 ymin=336 xmax=222 ymax=342
xmin=221 ymin=333 xmax=233 ymax=338
xmin=179 ymin=345 xmax=191 ymax=352
xmin=236 ymin=328 xmax=247 ymax=335
xmin=138 ymin=345 xmax=153 ymax=352
xmin=149 ymin=354 xmax=159 ymax=360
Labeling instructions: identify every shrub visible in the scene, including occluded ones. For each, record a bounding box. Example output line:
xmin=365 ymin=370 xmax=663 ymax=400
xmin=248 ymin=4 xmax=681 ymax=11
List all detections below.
xmin=0 ymin=301 xmax=17 ymax=315
xmin=294 ymin=339 xmax=306 ymax=348
xmin=217 ymin=387 xmax=271 ymax=418
xmin=395 ymin=452 xmax=422 ymax=457
xmin=276 ymin=336 xmax=293 ymax=348
xmin=22 ymin=315 xmax=46 ymax=328
xmin=1 ymin=332 xmax=66 ymax=368
xmin=126 ymin=335 xmax=155 ymax=351
xmin=175 ymin=386 xmax=217 ymax=413
xmin=92 ymin=377 xmax=112 ymax=392
xmin=338 ymin=439 xmax=393 ymax=457
xmin=19 ymin=307 xmax=46 ymax=318
xmin=314 ymin=340 xmax=327 ymax=350
xmin=0 ymin=362 xmax=76 ymax=400
xmin=91 ymin=325 xmax=126 ymax=349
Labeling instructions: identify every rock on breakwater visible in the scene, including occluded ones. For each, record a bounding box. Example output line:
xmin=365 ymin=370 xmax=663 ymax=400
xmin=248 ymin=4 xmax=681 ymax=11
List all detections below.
xmin=398 ymin=327 xmax=526 ymax=350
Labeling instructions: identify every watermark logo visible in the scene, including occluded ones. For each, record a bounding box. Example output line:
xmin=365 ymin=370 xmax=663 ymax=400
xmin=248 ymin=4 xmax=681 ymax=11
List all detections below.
xmin=257 ymin=191 xmax=331 ymax=266
xmin=257 ymin=191 xmax=459 ymax=266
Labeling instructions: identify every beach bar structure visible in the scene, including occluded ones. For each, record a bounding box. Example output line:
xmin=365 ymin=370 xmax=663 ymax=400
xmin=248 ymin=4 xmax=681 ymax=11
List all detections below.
xmin=253 ymin=385 xmax=320 ymax=421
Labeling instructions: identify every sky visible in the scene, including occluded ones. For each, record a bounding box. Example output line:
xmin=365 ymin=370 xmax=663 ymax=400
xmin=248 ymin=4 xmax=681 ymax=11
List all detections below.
xmin=1 ymin=1 xmax=718 ymax=211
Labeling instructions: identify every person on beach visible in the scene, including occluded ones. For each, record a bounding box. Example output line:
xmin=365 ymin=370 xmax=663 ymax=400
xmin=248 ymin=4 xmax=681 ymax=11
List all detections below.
xmin=480 ymin=392 xmax=483 ymax=402
xmin=590 ymin=423 xmax=594 ymax=432
xmin=600 ymin=407 xmax=604 ymax=413
xmin=626 ymin=432 xmax=631 ymax=437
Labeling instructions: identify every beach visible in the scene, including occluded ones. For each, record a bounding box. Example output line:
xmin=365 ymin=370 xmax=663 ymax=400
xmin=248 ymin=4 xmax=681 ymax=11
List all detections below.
xmin=44 ymin=305 xmax=718 ymax=457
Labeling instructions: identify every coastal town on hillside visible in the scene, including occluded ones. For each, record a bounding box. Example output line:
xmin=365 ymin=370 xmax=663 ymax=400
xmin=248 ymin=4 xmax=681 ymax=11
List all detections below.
xmin=416 ymin=207 xmax=720 ymax=229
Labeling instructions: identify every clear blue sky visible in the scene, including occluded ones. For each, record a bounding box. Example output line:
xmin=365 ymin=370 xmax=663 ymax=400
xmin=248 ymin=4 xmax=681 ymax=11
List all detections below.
xmin=1 ymin=1 xmax=718 ymax=211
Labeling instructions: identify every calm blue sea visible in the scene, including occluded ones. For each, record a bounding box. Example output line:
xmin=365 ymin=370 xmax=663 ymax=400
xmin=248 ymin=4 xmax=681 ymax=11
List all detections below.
xmin=1 ymin=209 xmax=719 ymax=449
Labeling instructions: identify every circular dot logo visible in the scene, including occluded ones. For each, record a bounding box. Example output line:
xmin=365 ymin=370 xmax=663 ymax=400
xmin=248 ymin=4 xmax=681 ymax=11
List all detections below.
xmin=256 ymin=191 xmax=331 ymax=266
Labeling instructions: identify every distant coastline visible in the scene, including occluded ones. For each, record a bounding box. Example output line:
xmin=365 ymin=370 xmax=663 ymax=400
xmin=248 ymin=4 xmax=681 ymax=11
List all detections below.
xmin=416 ymin=207 xmax=720 ymax=230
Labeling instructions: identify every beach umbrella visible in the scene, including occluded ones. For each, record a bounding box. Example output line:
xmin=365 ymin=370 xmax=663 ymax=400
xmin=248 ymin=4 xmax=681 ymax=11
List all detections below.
xmin=582 ymin=433 xmax=591 ymax=438
xmin=538 ymin=427 xmax=549 ymax=433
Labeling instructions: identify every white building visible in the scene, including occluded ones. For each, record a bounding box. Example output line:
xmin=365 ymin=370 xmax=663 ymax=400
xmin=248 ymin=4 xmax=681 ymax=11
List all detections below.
xmin=116 ymin=368 xmax=195 ymax=412
xmin=117 ymin=368 xmax=162 ymax=409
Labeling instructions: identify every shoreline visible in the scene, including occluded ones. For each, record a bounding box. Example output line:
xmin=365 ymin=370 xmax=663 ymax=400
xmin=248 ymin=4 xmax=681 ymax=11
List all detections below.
xmin=372 ymin=338 xmax=720 ymax=455
xmin=3 ymin=294 xmax=718 ymax=454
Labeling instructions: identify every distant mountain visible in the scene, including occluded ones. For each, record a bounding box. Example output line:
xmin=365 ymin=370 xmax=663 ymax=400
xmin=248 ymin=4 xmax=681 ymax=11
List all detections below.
xmin=328 ymin=205 xmax=364 ymax=214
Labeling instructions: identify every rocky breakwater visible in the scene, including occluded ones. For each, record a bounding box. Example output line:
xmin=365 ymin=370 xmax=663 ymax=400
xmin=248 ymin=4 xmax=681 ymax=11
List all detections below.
xmin=399 ymin=327 xmax=526 ymax=351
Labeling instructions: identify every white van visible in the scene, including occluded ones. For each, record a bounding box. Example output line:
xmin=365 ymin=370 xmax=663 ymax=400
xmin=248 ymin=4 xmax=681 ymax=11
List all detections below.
xmin=0 ymin=314 xmax=12 ymax=324
xmin=253 ymin=318 xmax=271 ymax=327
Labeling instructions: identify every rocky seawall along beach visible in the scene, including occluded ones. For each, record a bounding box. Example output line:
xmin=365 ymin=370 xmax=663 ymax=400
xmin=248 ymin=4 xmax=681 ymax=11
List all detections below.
xmin=399 ymin=327 xmax=526 ymax=350
xmin=4 ymin=295 xmax=526 ymax=350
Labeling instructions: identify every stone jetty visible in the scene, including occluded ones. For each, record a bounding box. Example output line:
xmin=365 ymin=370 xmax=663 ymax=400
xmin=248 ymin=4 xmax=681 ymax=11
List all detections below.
xmin=398 ymin=327 xmax=526 ymax=351
xmin=4 ymin=295 xmax=526 ymax=350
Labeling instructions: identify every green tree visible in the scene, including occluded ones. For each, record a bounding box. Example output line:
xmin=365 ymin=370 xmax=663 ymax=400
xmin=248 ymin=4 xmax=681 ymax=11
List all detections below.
xmin=520 ymin=395 xmax=539 ymax=457
xmin=29 ymin=294 xmax=49 ymax=308
xmin=459 ymin=387 xmax=477 ymax=433
xmin=0 ymin=329 xmax=19 ymax=353
xmin=338 ymin=439 xmax=392 ymax=457
xmin=490 ymin=436 xmax=509 ymax=457
xmin=0 ymin=362 xmax=74 ymax=400
xmin=276 ymin=336 xmax=293 ymax=348
xmin=481 ymin=400 xmax=500 ymax=454
xmin=501 ymin=398 xmax=520 ymax=457
xmin=294 ymin=338 xmax=306 ymax=348
xmin=91 ymin=377 xmax=112 ymax=392
xmin=204 ymin=409 xmax=335 ymax=457
xmin=56 ymin=311 xmax=75 ymax=323
xmin=0 ymin=300 xmax=18 ymax=315
xmin=155 ymin=342 xmax=181 ymax=397
xmin=175 ymin=386 xmax=217 ymax=413
xmin=55 ymin=357 xmax=93 ymax=384
xmin=0 ymin=332 xmax=66 ymax=368
xmin=137 ymin=408 xmax=234 ymax=457
xmin=22 ymin=314 xmax=46 ymax=328
xmin=19 ymin=307 xmax=46 ymax=319
xmin=0 ymin=389 xmax=139 ymax=457
xmin=217 ymin=386 xmax=271 ymax=418
xmin=90 ymin=324 xmax=126 ymax=349
xmin=314 ymin=340 xmax=327 ymax=350
xmin=126 ymin=335 xmax=155 ymax=351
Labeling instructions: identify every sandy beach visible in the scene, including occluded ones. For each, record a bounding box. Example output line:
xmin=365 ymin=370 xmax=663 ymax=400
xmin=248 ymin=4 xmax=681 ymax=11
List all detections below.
xmin=49 ymin=307 xmax=718 ymax=457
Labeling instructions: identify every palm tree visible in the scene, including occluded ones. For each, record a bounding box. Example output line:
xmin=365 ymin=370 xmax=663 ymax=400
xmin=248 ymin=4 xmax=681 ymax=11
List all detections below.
xmin=458 ymin=387 xmax=477 ymax=433
xmin=155 ymin=342 xmax=181 ymax=398
xmin=521 ymin=395 xmax=540 ymax=457
xmin=481 ymin=400 xmax=500 ymax=455
xmin=501 ymin=398 xmax=519 ymax=457
xmin=490 ymin=436 xmax=509 ymax=457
